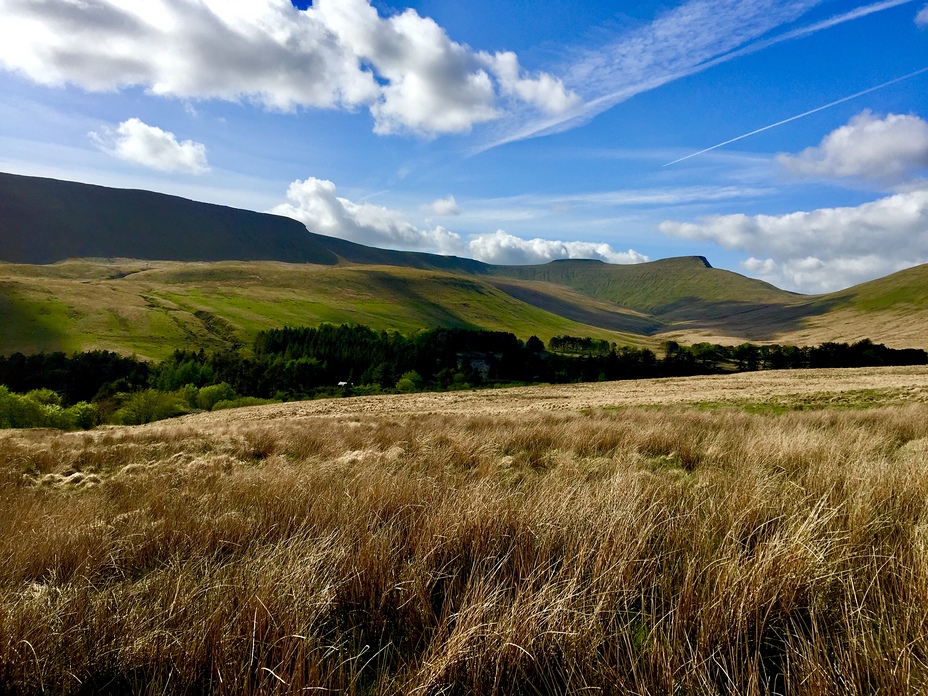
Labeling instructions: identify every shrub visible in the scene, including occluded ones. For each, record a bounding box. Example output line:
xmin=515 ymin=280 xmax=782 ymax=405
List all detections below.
xmin=0 ymin=387 xmax=98 ymax=430
xmin=212 ymin=396 xmax=278 ymax=411
xmin=67 ymin=401 xmax=100 ymax=430
xmin=25 ymin=388 xmax=62 ymax=406
xmin=396 ymin=370 xmax=422 ymax=393
xmin=112 ymin=390 xmax=189 ymax=425
xmin=0 ymin=386 xmax=45 ymax=428
xmin=196 ymin=382 xmax=238 ymax=411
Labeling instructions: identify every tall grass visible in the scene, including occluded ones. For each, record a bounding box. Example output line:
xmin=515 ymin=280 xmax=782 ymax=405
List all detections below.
xmin=2 ymin=404 xmax=928 ymax=694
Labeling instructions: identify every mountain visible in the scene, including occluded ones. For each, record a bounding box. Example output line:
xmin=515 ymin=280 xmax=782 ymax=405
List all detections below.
xmin=485 ymin=256 xmax=802 ymax=335
xmin=2 ymin=171 xmax=927 ymax=356
xmin=0 ymin=259 xmax=655 ymax=359
xmin=0 ymin=171 xmax=487 ymax=272
xmin=764 ymin=265 xmax=928 ymax=349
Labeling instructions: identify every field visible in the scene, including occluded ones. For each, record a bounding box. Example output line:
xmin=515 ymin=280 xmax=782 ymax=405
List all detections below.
xmin=3 ymin=367 xmax=928 ymax=694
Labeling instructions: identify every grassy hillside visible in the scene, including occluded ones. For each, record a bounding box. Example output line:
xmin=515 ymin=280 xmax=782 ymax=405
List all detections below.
xmin=825 ymin=263 xmax=928 ymax=311
xmin=488 ymin=257 xmax=798 ymax=316
xmin=5 ymin=255 xmax=928 ymax=357
xmin=0 ymin=260 xmax=646 ymax=359
xmin=5 ymin=172 xmax=928 ymax=352
xmin=0 ymin=172 xmax=490 ymax=271
xmin=485 ymin=277 xmax=665 ymax=335
xmin=756 ymin=265 xmax=928 ymax=349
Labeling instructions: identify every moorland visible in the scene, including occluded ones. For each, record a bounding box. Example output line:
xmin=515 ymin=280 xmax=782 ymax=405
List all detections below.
xmin=5 ymin=173 xmax=928 ymax=694
xmin=4 ymin=368 xmax=928 ymax=693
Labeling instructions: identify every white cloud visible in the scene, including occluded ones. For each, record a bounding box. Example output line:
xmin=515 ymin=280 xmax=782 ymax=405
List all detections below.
xmin=0 ymin=0 xmax=575 ymax=137
xmin=273 ymin=178 xmax=647 ymax=266
xmin=917 ymin=4 xmax=928 ymax=27
xmin=271 ymin=177 xmax=463 ymax=254
xmin=423 ymin=195 xmax=460 ymax=217
xmin=660 ymin=189 xmax=928 ymax=292
xmin=479 ymin=51 xmax=580 ymax=114
xmin=89 ymin=118 xmax=209 ymax=174
xmin=742 ymin=257 xmax=779 ymax=275
xmin=777 ymin=111 xmax=928 ymax=185
xmin=468 ymin=230 xmax=647 ymax=265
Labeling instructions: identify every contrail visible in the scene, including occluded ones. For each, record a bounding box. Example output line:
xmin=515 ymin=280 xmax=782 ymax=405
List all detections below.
xmin=664 ymin=66 xmax=928 ymax=166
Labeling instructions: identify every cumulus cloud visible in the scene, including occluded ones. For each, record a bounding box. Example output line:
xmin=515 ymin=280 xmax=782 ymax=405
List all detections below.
xmin=741 ymin=257 xmax=779 ymax=276
xmin=271 ymin=177 xmax=463 ymax=254
xmin=89 ymin=118 xmax=209 ymax=174
xmin=917 ymin=4 xmax=928 ymax=27
xmin=273 ymin=178 xmax=646 ymax=265
xmin=480 ymin=51 xmax=581 ymax=114
xmin=423 ymin=195 xmax=460 ymax=217
xmin=0 ymin=0 xmax=576 ymax=137
xmin=659 ymin=189 xmax=928 ymax=292
xmin=468 ymin=230 xmax=647 ymax=265
xmin=777 ymin=111 xmax=928 ymax=185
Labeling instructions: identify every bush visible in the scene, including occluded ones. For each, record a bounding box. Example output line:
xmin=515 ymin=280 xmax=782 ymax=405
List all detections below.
xmin=112 ymin=390 xmax=189 ymax=425
xmin=0 ymin=387 xmax=45 ymax=428
xmin=197 ymin=382 xmax=238 ymax=411
xmin=0 ymin=387 xmax=98 ymax=430
xmin=25 ymin=388 xmax=62 ymax=406
xmin=396 ymin=370 xmax=422 ymax=393
xmin=68 ymin=401 xmax=100 ymax=430
xmin=212 ymin=396 xmax=278 ymax=411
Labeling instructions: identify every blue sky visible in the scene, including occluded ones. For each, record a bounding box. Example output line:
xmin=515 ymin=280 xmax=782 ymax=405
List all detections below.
xmin=1 ymin=0 xmax=927 ymax=292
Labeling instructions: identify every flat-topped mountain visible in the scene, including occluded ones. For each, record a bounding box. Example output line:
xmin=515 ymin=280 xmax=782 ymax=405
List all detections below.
xmin=0 ymin=172 xmax=489 ymax=272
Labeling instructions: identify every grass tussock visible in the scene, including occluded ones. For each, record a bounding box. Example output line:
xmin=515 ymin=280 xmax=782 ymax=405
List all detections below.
xmin=2 ymin=404 xmax=928 ymax=694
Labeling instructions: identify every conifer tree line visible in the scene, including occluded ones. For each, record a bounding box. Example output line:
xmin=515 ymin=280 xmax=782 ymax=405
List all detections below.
xmin=0 ymin=324 xmax=925 ymax=429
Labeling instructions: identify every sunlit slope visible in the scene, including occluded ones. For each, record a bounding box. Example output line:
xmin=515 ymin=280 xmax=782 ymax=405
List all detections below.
xmin=654 ymin=263 xmax=928 ymax=349
xmin=484 ymin=277 xmax=665 ymax=335
xmin=765 ymin=264 xmax=928 ymax=349
xmin=0 ymin=260 xmax=645 ymax=359
xmin=825 ymin=263 xmax=928 ymax=311
xmin=482 ymin=257 xmax=812 ymax=341
xmin=7 ymin=173 xmax=928 ymax=352
xmin=488 ymin=257 xmax=797 ymax=315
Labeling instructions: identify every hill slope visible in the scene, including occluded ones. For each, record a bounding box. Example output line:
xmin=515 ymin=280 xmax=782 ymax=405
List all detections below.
xmin=484 ymin=257 xmax=805 ymax=336
xmin=0 ymin=172 xmax=489 ymax=271
xmin=4 ymin=171 xmax=928 ymax=352
xmin=764 ymin=265 xmax=928 ymax=349
xmin=0 ymin=259 xmax=647 ymax=359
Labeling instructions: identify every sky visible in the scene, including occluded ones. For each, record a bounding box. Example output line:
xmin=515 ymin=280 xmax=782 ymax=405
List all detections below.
xmin=1 ymin=0 xmax=927 ymax=294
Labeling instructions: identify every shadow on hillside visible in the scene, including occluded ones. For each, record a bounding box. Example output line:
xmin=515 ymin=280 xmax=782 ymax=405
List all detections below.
xmin=365 ymin=272 xmax=478 ymax=329
xmin=653 ymin=297 xmax=841 ymax=340
xmin=490 ymin=281 xmax=665 ymax=335
xmin=0 ymin=288 xmax=70 ymax=355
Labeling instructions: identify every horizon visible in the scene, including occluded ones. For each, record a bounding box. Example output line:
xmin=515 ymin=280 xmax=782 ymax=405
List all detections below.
xmin=1 ymin=0 xmax=926 ymax=293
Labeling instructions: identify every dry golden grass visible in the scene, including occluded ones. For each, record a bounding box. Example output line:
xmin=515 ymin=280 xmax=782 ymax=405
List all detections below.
xmin=3 ymin=368 xmax=928 ymax=694
xmin=182 ymin=365 xmax=928 ymax=423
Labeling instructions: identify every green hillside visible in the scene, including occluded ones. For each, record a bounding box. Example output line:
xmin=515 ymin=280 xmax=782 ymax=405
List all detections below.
xmin=0 ymin=260 xmax=646 ymax=359
xmin=822 ymin=264 xmax=928 ymax=311
xmin=5 ymin=172 xmax=928 ymax=354
xmin=744 ymin=265 xmax=928 ymax=350
xmin=488 ymin=257 xmax=797 ymax=316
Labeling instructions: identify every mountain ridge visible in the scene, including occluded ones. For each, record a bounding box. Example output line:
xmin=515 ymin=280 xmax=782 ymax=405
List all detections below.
xmin=2 ymin=171 xmax=927 ymax=356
